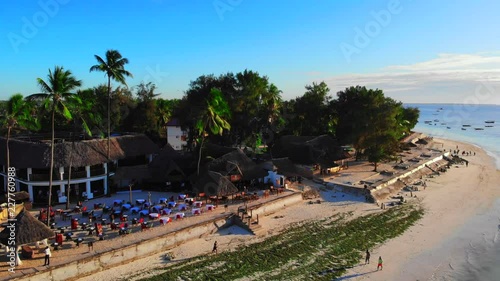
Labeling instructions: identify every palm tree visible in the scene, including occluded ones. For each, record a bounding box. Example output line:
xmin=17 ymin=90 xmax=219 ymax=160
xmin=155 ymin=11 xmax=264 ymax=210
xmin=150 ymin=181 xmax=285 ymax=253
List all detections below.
xmin=28 ymin=66 xmax=82 ymax=225
xmin=0 ymin=95 xmax=39 ymax=214
xmin=90 ymin=50 xmax=132 ymax=195
xmin=196 ymin=88 xmax=231 ymax=175
xmin=65 ymin=93 xmax=99 ymax=209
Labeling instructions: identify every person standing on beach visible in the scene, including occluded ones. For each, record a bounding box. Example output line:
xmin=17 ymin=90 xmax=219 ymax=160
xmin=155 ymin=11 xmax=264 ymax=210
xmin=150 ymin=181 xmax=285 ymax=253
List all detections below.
xmin=212 ymin=241 xmax=218 ymax=254
xmin=377 ymin=256 xmax=383 ymax=271
xmin=365 ymin=249 xmax=370 ymax=264
xmin=43 ymin=246 xmax=51 ymax=266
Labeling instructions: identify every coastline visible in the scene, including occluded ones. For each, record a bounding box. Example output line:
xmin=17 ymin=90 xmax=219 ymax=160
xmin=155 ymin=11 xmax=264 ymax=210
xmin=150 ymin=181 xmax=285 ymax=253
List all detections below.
xmin=341 ymin=137 xmax=500 ymax=281
xmin=76 ymin=137 xmax=500 ymax=281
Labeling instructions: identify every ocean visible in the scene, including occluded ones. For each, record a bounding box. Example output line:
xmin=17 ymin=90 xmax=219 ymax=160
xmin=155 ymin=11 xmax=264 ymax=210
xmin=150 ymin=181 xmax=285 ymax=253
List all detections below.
xmin=406 ymin=103 xmax=500 ymax=281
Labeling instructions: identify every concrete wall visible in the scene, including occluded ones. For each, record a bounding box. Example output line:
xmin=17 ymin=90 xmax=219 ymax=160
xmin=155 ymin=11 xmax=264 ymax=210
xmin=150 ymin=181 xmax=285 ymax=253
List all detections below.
xmin=12 ymin=193 xmax=304 ymax=281
xmin=12 ymin=216 xmax=231 ymax=281
xmin=326 ymin=182 xmax=370 ymax=197
xmin=371 ymin=152 xmax=450 ymax=192
xmin=247 ymin=192 xmax=303 ymax=217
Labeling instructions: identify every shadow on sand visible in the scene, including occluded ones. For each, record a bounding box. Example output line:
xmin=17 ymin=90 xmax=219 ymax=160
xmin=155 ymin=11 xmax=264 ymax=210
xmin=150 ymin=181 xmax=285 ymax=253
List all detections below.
xmin=335 ymin=269 xmax=378 ymax=280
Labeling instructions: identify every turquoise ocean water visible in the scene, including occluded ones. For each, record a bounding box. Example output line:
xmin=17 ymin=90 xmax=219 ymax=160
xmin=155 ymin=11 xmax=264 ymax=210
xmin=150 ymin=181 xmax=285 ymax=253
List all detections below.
xmin=406 ymin=103 xmax=499 ymax=281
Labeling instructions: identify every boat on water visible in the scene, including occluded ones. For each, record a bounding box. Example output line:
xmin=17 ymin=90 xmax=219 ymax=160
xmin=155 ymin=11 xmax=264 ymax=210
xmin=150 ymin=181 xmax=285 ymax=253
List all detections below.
xmin=485 ymin=125 xmax=493 ymax=128
xmin=462 ymin=124 xmax=471 ymax=127
xmin=446 ymin=127 xmax=451 ymax=129
xmin=475 ymin=128 xmax=484 ymax=130
xmin=434 ymin=119 xmax=439 ymax=122
xmin=485 ymin=120 xmax=495 ymax=124
xmin=461 ymin=128 xmax=466 ymax=130
xmin=440 ymin=123 xmax=446 ymax=125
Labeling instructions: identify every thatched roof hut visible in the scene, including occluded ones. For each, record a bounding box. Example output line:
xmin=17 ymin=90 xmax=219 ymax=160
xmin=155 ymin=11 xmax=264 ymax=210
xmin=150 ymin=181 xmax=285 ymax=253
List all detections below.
xmin=192 ymin=171 xmax=238 ymax=197
xmin=272 ymin=158 xmax=313 ymax=179
xmin=148 ymin=144 xmax=187 ymax=182
xmin=0 ymin=209 xmax=54 ymax=246
xmin=0 ymin=191 xmax=31 ymax=204
xmin=204 ymin=149 xmax=267 ymax=181
xmin=271 ymin=135 xmax=348 ymax=168
xmin=114 ymin=165 xmax=151 ymax=182
xmin=0 ymin=134 xmax=159 ymax=169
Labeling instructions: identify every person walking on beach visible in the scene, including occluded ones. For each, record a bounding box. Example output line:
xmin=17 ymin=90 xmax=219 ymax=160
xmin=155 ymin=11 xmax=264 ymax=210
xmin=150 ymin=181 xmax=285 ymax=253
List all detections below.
xmin=43 ymin=246 xmax=51 ymax=266
xmin=212 ymin=241 xmax=218 ymax=254
xmin=377 ymin=256 xmax=383 ymax=271
xmin=365 ymin=249 xmax=370 ymax=264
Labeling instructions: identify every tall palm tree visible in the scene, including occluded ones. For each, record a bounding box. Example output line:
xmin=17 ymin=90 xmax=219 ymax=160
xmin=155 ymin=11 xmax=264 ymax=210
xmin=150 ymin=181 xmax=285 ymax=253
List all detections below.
xmin=65 ymin=93 xmax=99 ymax=209
xmin=90 ymin=50 xmax=132 ymax=195
xmin=0 ymin=94 xmax=39 ymax=211
xmin=28 ymin=66 xmax=82 ymax=225
xmin=196 ymin=88 xmax=231 ymax=175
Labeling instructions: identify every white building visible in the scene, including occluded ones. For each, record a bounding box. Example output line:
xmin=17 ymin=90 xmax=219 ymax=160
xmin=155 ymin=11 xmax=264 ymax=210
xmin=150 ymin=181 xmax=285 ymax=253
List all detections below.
xmin=166 ymin=118 xmax=188 ymax=151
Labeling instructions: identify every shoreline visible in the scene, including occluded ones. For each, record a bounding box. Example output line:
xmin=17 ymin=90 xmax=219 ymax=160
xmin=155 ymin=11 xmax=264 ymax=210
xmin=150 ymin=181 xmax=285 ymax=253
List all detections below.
xmin=341 ymin=137 xmax=500 ymax=280
xmin=75 ymin=136 xmax=499 ymax=281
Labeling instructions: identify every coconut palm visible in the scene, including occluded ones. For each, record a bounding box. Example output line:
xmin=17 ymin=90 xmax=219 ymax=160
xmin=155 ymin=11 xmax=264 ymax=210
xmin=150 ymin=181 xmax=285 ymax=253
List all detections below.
xmin=0 ymin=94 xmax=39 ymax=173
xmin=196 ymin=88 xmax=231 ymax=175
xmin=65 ymin=93 xmax=100 ymax=209
xmin=0 ymin=94 xmax=39 ymax=220
xmin=90 ymin=50 xmax=132 ymax=194
xmin=28 ymin=66 xmax=82 ymax=225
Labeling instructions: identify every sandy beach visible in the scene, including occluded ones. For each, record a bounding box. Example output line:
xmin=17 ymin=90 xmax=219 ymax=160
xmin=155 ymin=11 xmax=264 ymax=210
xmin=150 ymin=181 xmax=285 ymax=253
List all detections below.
xmin=74 ymin=137 xmax=500 ymax=281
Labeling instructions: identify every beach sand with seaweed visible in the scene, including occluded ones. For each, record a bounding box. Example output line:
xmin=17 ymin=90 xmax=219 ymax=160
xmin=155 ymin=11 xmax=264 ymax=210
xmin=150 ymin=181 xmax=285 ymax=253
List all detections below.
xmin=75 ymin=137 xmax=499 ymax=281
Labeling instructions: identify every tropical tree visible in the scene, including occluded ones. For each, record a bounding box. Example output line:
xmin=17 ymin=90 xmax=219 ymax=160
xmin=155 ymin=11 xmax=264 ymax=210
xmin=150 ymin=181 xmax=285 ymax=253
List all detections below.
xmin=0 ymin=94 xmax=39 ymax=172
xmin=195 ymin=88 xmax=231 ymax=175
xmin=65 ymin=92 xmax=100 ymax=209
xmin=0 ymin=94 xmax=39 ymax=216
xmin=90 ymin=50 xmax=132 ymax=194
xmin=28 ymin=66 xmax=82 ymax=225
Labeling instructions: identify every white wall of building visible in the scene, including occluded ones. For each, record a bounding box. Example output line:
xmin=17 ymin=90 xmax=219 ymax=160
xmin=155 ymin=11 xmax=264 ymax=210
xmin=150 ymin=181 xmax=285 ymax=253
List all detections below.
xmin=167 ymin=126 xmax=187 ymax=150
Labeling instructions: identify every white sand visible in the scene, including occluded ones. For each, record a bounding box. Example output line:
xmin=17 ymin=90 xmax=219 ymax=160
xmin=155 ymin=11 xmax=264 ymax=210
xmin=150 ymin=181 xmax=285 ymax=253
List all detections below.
xmin=76 ymin=138 xmax=500 ymax=281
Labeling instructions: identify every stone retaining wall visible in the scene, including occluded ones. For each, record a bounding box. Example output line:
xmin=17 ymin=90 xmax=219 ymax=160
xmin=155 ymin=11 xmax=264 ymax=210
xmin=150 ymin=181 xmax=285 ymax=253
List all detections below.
xmin=12 ymin=192 xmax=303 ymax=281
xmin=12 ymin=215 xmax=232 ymax=281
xmin=371 ymin=152 xmax=450 ymax=192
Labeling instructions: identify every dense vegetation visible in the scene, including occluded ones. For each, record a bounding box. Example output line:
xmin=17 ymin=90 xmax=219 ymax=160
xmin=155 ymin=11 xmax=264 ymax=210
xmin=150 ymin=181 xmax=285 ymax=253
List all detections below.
xmin=0 ymin=49 xmax=420 ymax=202
xmin=139 ymin=203 xmax=423 ymax=281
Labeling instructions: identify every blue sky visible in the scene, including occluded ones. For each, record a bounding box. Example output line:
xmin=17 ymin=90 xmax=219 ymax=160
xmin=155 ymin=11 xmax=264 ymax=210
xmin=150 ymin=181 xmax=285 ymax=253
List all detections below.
xmin=1 ymin=0 xmax=500 ymax=104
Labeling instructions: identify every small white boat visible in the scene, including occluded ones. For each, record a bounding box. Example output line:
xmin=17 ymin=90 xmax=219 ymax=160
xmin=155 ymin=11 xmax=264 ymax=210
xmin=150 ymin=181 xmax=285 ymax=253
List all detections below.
xmin=485 ymin=120 xmax=495 ymax=124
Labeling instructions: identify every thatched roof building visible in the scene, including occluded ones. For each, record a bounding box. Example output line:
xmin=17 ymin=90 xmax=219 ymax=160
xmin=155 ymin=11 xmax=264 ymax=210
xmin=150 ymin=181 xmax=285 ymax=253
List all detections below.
xmin=272 ymin=158 xmax=313 ymax=178
xmin=192 ymin=171 xmax=238 ymax=197
xmin=148 ymin=144 xmax=187 ymax=182
xmin=0 ymin=191 xmax=30 ymax=204
xmin=0 ymin=209 xmax=54 ymax=246
xmin=0 ymin=134 xmax=159 ymax=169
xmin=114 ymin=165 xmax=151 ymax=182
xmin=204 ymin=149 xmax=267 ymax=181
xmin=271 ymin=135 xmax=349 ymax=168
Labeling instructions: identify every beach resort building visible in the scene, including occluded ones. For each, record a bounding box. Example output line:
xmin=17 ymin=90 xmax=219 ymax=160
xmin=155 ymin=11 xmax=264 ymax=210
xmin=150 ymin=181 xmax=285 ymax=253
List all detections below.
xmin=0 ymin=134 xmax=159 ymax=204
xmin=166 ymin=118 xmax=188 ymax=151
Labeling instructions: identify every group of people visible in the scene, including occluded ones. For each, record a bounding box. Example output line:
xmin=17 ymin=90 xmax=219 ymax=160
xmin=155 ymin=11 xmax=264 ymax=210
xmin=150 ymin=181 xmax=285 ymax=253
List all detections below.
xmin=365 ymin=250 xmax=383 ymax=271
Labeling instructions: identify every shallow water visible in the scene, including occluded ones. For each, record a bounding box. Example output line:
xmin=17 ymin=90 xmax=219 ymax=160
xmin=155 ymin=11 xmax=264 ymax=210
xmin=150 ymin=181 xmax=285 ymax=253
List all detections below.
xmin=404 ymin=103 xmax=500 ymax=281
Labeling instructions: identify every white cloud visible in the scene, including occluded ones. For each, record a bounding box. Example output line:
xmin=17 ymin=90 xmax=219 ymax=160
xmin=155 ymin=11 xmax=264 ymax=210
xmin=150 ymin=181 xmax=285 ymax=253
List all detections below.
xmin=320 ymin=53 xmax=500 ymax=104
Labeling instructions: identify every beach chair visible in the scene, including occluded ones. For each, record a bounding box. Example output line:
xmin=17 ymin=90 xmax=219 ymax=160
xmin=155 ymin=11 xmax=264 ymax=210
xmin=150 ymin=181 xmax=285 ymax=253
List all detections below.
xmin=81 ymin=206 xmax=89 ymax=217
